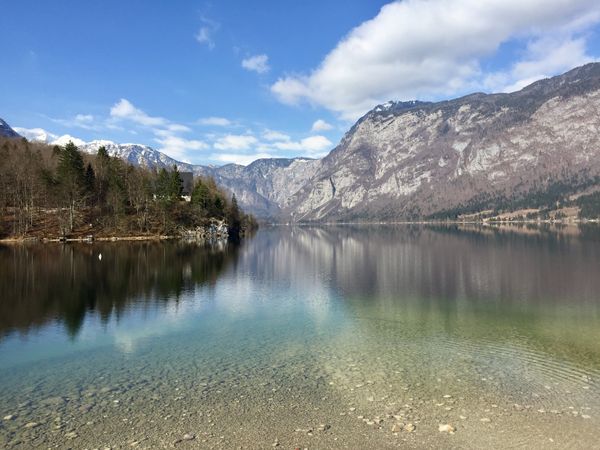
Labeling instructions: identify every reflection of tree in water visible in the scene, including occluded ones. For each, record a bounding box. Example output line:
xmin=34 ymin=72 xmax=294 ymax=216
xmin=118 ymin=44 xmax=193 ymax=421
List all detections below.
xmin=0 ymin=241 xmax=239 ymax=339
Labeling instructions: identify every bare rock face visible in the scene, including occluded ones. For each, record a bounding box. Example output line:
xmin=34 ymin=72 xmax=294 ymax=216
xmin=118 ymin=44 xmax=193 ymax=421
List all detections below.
xmin=193 ymin=64 xmax=600 ymax=221
xmin=283 ymin=63 xmax=600 ymax=221
xmin=194 ymin=158 xmax=321 ymax=219
xmin=80 ymin=140 xmax=195 ymax=173
xmin=0 ymin=118 xmax=21 ymax=138
xmin=7 ymin=63 xmax=599 ymax=221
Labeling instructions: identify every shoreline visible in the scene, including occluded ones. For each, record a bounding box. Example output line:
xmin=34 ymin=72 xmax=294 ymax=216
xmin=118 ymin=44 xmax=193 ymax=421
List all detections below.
xmin=267 ymin=218 xmax=600 ymax=226
xmin=0 ymin=235 xmax=176 ymax=244
xmin=2 ymin=218 xmax=599 ymax=243
xmin=0 ymin=234 xmax=224 ymax=244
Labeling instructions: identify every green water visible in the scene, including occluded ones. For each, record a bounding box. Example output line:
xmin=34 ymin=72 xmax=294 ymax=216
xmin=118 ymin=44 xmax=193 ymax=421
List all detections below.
xmin=0 ymin=225 xmax=599 ymax=449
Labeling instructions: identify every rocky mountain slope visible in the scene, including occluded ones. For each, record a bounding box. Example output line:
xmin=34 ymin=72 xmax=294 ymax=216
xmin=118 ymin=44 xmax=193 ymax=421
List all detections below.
xmin=4 ymin=63 xmax=600 ymax=221
xmin=285 ymin=63 xmax=600 ymax=221
xmin=0 ymin=118 xmax=21 ymax=138
xmin=79 ymin=140 xmax=194 ymax=172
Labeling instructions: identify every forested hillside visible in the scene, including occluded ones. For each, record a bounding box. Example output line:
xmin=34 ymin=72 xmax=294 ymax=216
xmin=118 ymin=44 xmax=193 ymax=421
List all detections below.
xmin=0 ymin=137 xmax=256 ymax=240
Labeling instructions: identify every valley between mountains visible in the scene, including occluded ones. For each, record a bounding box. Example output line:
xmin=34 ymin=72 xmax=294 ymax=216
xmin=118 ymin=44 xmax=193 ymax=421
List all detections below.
xmin=4 ymin=63 xmax=600 ymax=223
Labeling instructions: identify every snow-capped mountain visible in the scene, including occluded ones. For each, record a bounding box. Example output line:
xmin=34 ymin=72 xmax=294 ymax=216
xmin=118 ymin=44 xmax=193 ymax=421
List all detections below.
xmin=12 ymin=127 xmax=56 ymax=143
xmin=5 ymin=63 xmax=600 ymax=221
xmin=79 ymin=140 xmax=193 ymax=172
xmin=4 ymin=127 xmax=194 ymax=172
xmin=51 ymin=134 xmax=87 ymax=147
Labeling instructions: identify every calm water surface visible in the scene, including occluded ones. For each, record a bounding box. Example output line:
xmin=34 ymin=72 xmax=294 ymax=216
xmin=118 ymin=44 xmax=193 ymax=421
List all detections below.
xmin=0 ymin=225 xmax=599 ymax=449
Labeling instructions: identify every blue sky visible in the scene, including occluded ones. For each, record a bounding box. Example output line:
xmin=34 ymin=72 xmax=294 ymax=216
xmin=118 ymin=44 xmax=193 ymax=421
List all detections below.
xmin=1 ymin=0 xmax=599 ymax=165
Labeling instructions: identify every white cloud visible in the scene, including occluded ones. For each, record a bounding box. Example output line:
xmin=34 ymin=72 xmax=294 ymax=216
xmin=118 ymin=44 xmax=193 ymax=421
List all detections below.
xmin=167 ymin=123 xmax=191 ymax=133
xmin=74 ymin=114 xmax=93 ymax=123
xmin=51 ymin=135 xmax=87 ymax=147
xmin=195 ymin=27 xmax=214 ymax=49
xmin=302 ymin=135 xmax=333 ymax=153
xmin=486 ymin=36 xmax=595 ymax=92
xmin=213 ymin=134 xmax=258 ymax=150
xmin=270 ymin=135 xmax=333 ymax=157
xmin=13 ymin=127 xmax=58 ymax=143
xmin=197 ymin=116 xmax=232 ymax=127
xmin=51 ymin=113 xmax=99 ymax=130
xmin=195 ymin=17 xmax=219 ymax=50
xmin=109 ymin=99 xmax=191 ymax=134
xmin=110 ymin=99 xmax=167 ymax=127
xmin=271 ymin=0 xmax=600 ymax=120
xmin=155 ymin=135 xmax=209 ymax=160
xmin=209 ymin=152 xmax=275 ymax=166
xmin=109 ymin=98 xmax=211 ymax=161
xmin=262 ymin=129 xmax=290 ymax=141
xmin=242 ymin=54 xmax=270 ymax=74
xmin=311 ymin=119 xmax=333 ymax=132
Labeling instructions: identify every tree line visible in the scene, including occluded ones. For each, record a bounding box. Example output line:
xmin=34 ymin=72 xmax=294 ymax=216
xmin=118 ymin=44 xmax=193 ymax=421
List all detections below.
xmin=0 ymin=137 xmax=257 ymax=239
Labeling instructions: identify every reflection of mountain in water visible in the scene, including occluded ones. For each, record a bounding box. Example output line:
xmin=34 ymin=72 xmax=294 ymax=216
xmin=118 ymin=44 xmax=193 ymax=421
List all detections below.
xmin=244 ymin=224 xmax=600 ymax=307
xmin=0 ymin=241 xmax=239 ymax=338
xmin=241 ymin=225 xmax=600 ymax=374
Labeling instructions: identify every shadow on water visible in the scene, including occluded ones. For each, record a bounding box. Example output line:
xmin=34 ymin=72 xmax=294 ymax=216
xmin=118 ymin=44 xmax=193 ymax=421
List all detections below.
xmin=0 ymin=240 xmax=240 ymax=340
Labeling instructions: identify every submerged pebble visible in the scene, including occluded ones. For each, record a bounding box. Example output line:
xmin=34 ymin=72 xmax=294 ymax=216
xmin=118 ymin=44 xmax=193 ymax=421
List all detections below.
xmin=391 ymin=422 xmax=405 ymax=433
xmin=403 ymin=423 xmax=416 ymax=432
xmin=439 ymin=424 xmax=456 ymax=433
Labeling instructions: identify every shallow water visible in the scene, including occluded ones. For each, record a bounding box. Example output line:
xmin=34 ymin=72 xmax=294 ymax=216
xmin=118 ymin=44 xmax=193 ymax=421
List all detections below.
xmin=1 ymin=225 xmax=599 ymax=449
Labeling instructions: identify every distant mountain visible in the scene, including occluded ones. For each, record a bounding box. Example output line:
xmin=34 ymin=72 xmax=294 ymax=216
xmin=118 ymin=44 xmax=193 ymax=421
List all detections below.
xmin=78 ymin=140 xmax=194 ymax=172
xmin=0 ymin=118 xmax=21 ymax=138
xmin=2 ymin=121 xmax=318 ymax=217
xmin=195 ymin=158 xmax=321 ymax=218
xmin=5 ymin=63 xmax=600 ymax=221
xmin=13 ymin=127 xmax=57 ymax=143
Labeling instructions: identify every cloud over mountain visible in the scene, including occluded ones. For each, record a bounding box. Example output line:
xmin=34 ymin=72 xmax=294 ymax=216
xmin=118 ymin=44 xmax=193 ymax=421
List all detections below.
xmin=271 ymin=0 xmax=600 ymax=120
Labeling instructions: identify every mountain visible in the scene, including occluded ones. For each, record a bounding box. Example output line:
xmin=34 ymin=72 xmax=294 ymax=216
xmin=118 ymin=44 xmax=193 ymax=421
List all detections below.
xmin=283 ymin=63 xmax=600 ymax=221
xmin=79 ymin=140 xmax=194 ymax=172
xmin=4 ymin=63 xmax=600 ymax=221
xmin=195 ymin=158 xmax=321 ymax=218
xmin=0 ymin=118 xmax=21 ymax=138
xmin=208 ymin=64 xmax=600 ymax=221
xmin=13 ymin=127 xmax=57 ymax=143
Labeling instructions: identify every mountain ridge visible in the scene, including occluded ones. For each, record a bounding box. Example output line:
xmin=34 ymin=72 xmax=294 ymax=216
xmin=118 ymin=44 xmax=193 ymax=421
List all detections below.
xmin=4 ymin=62 xmax=600 ymax=221
xmin=0 ymin=118 xmax=22 ymax=139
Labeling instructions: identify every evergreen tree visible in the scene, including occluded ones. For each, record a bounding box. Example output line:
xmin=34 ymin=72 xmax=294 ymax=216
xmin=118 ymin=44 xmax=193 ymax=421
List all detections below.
xmin=56 ymin=141 xmax=85 ymax=232
xmin=84 ymin=163 xmax=96 ymax=198
xmin=169 ymin=166 xmax=183 ymax=200
xmin=213 ymin=195 xmax=225 ymax=217
xmin=191 ymin=179 xmax=210 ymax=210
xmin=226 ymin=193 xmax=242 ymax=235
xmin=155 ymin=168 xmax=172 ymax=201
xmin=155 ymin=166 xmax=182 ymax=202
xmin=94 ymin=146 xmax=110 ymax=207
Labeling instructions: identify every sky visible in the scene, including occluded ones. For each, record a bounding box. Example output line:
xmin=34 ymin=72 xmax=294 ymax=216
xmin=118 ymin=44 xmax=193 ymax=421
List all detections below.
xmin=1 ymin=0 xmax=599 ymax=166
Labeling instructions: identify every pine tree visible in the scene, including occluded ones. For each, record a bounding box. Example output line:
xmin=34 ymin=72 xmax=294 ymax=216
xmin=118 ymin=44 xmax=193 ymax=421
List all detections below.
xmin=169 ymin=166 xmax=183 ymax=200
xmin=226 ymin=193 xmax=242 ymax=236
xmin=56 ymin=141 xmax=85 ymax=232
xmin=94 ymin=146 xmax=110 ymax=207
xmin=84 ymin=163 xmax=96 ymax=200
xmin=191 ymin=179 xmax=210 ymax=211
xmin=155 ymin=168 xmax=172 ymax=201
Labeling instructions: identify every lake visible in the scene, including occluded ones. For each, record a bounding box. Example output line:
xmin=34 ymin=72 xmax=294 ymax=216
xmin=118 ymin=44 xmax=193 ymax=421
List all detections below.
xmin=0 ymin=225 xmax=599 ymax=449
